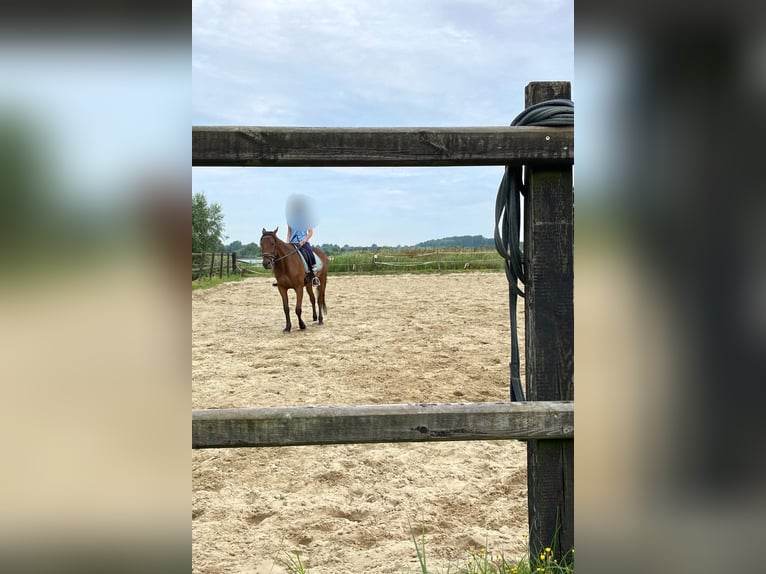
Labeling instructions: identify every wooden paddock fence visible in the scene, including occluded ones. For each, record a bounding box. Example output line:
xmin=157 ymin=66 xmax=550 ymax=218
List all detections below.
xmin=192 ymin=81 xmax=574 ymax=562
xmin=192 ymin=251 xmax=238 ymax=280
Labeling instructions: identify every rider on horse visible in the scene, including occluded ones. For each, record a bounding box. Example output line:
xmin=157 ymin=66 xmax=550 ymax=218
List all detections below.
xmin=286 ymin=195 xmax=320 ymax=286
xmin=288 ymin=225 xmax=320 ymax=286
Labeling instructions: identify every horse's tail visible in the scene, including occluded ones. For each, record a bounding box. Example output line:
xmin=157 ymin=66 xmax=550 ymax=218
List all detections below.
xmin=315 ymin=273 xmax=327 ymax=315
xmin=317 ymin=282 xmax=327 ymax=316
xmin=315 ymin=248 xmax=328 ymax=317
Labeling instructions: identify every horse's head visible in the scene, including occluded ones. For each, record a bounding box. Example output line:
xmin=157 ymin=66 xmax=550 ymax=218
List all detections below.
xmin=260 ymin=227 xmax=279 ymax=269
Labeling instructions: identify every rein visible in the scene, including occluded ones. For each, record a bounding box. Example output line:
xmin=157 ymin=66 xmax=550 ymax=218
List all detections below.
xmin=261 ymin=237 xmax=300 ymax=264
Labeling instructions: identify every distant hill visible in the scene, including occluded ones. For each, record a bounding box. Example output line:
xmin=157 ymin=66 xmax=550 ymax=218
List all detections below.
xmin=414 ymin=235 xmax=495 ymax=249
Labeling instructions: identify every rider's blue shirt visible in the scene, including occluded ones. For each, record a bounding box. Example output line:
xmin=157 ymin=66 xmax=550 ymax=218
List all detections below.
xmin=290 ymin=229 xmax=309 ymax=244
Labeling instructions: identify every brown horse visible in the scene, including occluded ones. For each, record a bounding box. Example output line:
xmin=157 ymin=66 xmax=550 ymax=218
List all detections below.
xmin=260 ymin=227 xmax=328 ymax=332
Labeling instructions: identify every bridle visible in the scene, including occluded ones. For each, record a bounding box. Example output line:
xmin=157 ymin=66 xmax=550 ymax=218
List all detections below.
xmin=261 ymin=234 xmax=300 ymax=265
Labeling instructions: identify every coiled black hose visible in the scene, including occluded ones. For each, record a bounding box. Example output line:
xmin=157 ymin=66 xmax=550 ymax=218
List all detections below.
xmin=494 ymin=98 xmax=573 ymax=401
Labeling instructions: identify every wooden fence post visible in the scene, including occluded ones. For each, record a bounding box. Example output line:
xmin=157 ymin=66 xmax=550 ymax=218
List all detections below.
xmin=208 ymin=252 xmax=216 ymax=279
xmin=524 ymin=81 xmax=574 ymax=562
xmin=195 ymin=254 xmax=205 ymax=281
xmin=219 ymin=252 xmax=224 ymax=278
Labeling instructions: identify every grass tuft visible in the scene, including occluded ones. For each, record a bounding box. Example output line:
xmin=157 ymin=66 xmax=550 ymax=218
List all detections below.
xmin=280 ymin=550 xmax=309 ymax=574
xmin=409 ymin=520 xmax=429 ymax=574
xmin=278 ymin=533 xmax=573 ymax=574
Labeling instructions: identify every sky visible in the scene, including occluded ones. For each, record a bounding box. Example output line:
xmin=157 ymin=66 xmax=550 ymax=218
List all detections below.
xmin=192 ymin=0 xmax=574 ymax=247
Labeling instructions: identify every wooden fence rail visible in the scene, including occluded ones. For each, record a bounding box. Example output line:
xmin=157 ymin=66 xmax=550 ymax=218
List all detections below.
xmin=193 ymin=401 xmax=573 ymax=448
xmin=192 ymin=126 xmax=573 ymax=167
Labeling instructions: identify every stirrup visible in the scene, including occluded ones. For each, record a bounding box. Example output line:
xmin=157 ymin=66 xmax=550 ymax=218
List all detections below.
xmin=312 ymin=276 xmax=321 ymax=286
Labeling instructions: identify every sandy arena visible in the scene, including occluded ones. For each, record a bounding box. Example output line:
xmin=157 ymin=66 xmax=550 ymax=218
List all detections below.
xmin=192 ymin=272 xmax=527 ymax=573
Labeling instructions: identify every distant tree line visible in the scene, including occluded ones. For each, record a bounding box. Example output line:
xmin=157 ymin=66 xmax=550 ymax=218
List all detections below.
xmin=414 ymin=235 xmax=495 ymax=249
xmin=314 ymin=236 xmax=497 ymax=252
xmin=215 ymin=235 xmax=499 ymax=257
xmin=224 ymin=240 xmax=261 ymax=258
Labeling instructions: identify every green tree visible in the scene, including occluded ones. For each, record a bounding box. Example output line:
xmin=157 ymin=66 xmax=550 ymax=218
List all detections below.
xmin=225 ymin=240 xmax=242 ymax=254
xmin=238 ymin=242 xmax=262 ymax=258
xmin=319 ymin=243 xmax=341 ymax=255
xmin=192 ymin=191 xmax=225 ymax=253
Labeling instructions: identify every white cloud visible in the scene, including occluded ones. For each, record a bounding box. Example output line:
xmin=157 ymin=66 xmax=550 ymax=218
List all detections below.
xmin=193 ymin=0 xmax=572 ymax=125
xmin=193 ymin=0 xmax=573 ymax=245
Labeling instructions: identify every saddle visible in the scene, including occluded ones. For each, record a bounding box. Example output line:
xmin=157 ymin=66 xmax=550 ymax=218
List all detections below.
xmin=293 ymin=244 xmax=323 ymax=274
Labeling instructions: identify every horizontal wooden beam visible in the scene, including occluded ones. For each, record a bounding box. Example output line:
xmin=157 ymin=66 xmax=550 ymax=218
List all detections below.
xmin=192 ymin=401 xmax=573 ymax=448
xmin=192 ymin=126 xmax=573 ymax=167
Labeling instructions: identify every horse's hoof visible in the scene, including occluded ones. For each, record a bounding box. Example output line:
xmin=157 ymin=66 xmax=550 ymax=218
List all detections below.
xmin=283 ymin=327 xmax=291 ymax=333
xmin=299 ymin=323 xmax=307 ymax=330
xmin=318 ymin=318 xmax=324 ymax=325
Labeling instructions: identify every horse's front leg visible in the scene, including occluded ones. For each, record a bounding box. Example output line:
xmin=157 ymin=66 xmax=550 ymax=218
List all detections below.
xmin=306 ymin=284 xmax=318 ymax=322
xmin=278 ymin=286 xmax=291 ymax=333
xmin=295 ymin=286 xmax=307 ymax=330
